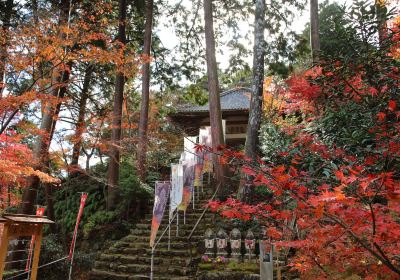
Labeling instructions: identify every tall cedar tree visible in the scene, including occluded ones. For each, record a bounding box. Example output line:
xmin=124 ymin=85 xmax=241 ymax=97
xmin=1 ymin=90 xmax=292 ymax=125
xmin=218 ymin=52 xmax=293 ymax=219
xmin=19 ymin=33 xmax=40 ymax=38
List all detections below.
xmin=241 ymin=0 xmax=265 ymax=200
xmin=137 ymin=0 xmax=154 ymax=182
xmin=310 ymin=0 xmax=321 ymax=63
xmin=204 ymin=0 xmax=225 ymax=184
xmin=0 ymin=0 xmax=13 ymax=98
xmin=19 ymin=0 xmax=71 ymax=216
xmin=107 ymin=0 xmax=127 ymax=209
xmin=70 ymin=64 xmax=94 ymax=173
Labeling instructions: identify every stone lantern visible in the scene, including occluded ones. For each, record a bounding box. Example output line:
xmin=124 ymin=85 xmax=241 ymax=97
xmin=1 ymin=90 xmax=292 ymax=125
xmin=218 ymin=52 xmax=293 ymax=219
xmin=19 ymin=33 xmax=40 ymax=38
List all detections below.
xmin=216 ymin=228 xmax=228 ymax=257
xmin=244 ymin=229 xmax=256 ymax=261
xmin=229 ymin=228 xmax=242 ymax=261
xmin=204 ymin=228 xmax=215 ymax=257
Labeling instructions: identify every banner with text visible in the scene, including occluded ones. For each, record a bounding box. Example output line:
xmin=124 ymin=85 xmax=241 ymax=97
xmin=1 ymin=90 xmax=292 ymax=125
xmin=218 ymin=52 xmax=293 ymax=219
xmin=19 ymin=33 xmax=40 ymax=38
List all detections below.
xmin=178 ymin=161 xmax=195 ymax=212
xmin=194 ymin=163 xmax=203 ymax=187
xmin=199 ymin=127 xmax=213 ymax=173
xmin=170 ymin=164 xmax=183 ymax=216
xmin=150 ymin=181 xmax=171 ymax=247
xmin=184 ymin=136 xmax=198 ymax=162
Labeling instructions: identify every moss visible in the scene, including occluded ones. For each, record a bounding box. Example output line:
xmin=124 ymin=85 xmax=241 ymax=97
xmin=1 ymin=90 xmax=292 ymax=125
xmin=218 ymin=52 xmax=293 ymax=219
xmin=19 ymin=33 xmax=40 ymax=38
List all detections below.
xmin=199 ymin=261 xmax=258 ymax=273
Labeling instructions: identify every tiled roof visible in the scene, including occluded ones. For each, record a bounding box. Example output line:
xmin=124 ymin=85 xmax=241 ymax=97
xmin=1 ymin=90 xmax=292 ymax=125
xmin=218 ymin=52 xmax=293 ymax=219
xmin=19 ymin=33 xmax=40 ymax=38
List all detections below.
xmin=178 ymin=87 xmax=251 ymax=113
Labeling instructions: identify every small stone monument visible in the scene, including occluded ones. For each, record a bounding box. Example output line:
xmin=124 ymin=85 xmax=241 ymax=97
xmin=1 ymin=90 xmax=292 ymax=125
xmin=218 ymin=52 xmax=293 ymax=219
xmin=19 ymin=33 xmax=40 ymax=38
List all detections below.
xmin=259 ymin=226 xmax=274 ymax=280
xmin=230 ymin=228 xmax=242 ymax=261
xmin=204 ymin=228 xmax=215 ymax=257
xmin=244 ymin=229 xmax=256 ymax=262
xmin=216 ymin=228 xmax=228 ymax=257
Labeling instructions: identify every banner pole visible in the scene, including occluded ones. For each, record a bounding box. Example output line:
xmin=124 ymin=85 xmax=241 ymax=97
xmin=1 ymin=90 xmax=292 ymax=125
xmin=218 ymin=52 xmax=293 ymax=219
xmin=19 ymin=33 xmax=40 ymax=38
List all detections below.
xmin=150 ymin=246 xmax=155 ymax=280
xmin=176 ymin=212 xmax=179 ymax=237
xmin=68 ymin=231 xmax=78 ymax=280
xmin=68 ymin=192 xmax=88 ymax=280
xmin=168 ymin=213 xmax=171 ymax=250
xmin=192 ymin=187 xmax=195 ymax=210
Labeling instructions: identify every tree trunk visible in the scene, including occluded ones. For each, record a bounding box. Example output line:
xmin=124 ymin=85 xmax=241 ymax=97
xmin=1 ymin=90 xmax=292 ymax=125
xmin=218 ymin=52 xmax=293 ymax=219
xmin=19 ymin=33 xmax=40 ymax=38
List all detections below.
xmin=310 ymin=0 xmax=320 ymax=64
xmin=375 ymin=0 xmax=386 ymax=47
xmin=0 ymin=0 xmax=13 ymax=98
xmin=70 ymin=64 xmax=94 ymax=173
xmin=18 ymin=0 xmax=71 ymax=215
xmin=244 ymin=0 xmax=265 ymax=161
xmin=239 ymin=0 xmax=265 ymax=201
xmin=137 ymin=0 xmax=154 ymax=182
xmin=107 ymin=0 xmax=127 ymax=209
xmin=203 ymin=0 xmax=225 ymax=184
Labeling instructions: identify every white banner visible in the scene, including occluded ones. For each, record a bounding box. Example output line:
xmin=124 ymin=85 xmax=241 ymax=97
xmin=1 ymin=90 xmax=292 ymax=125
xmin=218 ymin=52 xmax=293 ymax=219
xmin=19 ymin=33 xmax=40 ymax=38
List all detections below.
xmin=170 ymin=164 xmax=183 ymax=215
xmin=184 ymin=136 xmax=198 ymax=162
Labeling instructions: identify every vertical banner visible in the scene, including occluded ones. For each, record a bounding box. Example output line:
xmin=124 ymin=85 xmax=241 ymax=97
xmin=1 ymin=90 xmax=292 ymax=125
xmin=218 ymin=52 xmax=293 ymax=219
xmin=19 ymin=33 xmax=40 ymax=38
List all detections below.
xmin=25 ymin=207 xmax=45 ymax=271
xmin=68 ymin=193 xmax=88 ymax=260
xmin=193 ymin=163 xmax=203 ymax=187
xmin=199 ymin=127 xmax=213 ymax=173
xmin=184 ymin=136 xmax=198 ymax=162
xmin=150 ymin=182 xmax=171 ymax=247
xmin=222 ymin=119 xmax=226 ymax=141
xmin=198 ymin=129 xmax=207 ymax=164
xmin=170 ymin=164 xmax=183 ymax=216
xmin=178 ymin=161 xmax=195 ymax=212
xmin=179 ymin=152 xmax=185 ymax=163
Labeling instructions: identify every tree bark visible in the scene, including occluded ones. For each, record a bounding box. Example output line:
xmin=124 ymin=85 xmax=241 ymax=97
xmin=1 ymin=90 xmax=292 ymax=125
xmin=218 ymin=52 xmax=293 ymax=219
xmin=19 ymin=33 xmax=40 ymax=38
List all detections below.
xmin=137 ymin=0 xmax=154 ymax=182
xmin=375 ymin=0 xmax=386 ymax=47
xmin=70 ymin=64 xmax=93 ymax=173
xmin=203 ymin=0 xmax=225 ymax=184
xmin=0 ymin=0 xmax=13 ymax=98
xmin=240 ymin=0 xmax=265 ymax=201
xmin=19 ymin=0 xmax=71 ymax=215
xmin=107 ymin=0 xmax=127 ymax=209
xmin=244 ymin=0 xmax=265 ymax=161
xmin=310 ymin=0 xmax=320 ymax=64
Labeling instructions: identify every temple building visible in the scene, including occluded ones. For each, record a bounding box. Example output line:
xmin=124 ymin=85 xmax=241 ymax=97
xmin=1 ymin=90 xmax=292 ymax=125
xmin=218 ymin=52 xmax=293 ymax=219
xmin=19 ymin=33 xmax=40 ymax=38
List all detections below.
xmin=169 ymin=87 xmax=251 ymax=147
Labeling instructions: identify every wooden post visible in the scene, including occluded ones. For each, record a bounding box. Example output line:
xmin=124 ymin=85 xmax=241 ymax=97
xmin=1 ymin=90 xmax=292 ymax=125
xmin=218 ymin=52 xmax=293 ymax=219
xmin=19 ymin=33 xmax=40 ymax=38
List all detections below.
xmin=277 ymin=265 xmax=282 ymax=280
xmin=30 ymin=225 xmax=43 ymax=280
xmin=0 ymin=223 xmax=9 ymax=278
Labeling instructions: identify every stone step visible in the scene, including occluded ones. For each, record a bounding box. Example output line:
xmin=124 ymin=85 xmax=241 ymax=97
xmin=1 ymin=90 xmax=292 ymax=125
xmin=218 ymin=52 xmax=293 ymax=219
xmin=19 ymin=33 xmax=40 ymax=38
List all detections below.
xmin=144 ymin=212 xmax=214 ymax=220
xmin=142 ymin=219 xmax=214 ymax=229
xmin=106 ymin=247 xmax=196 ymax=257
xmin=130 ymin=224 xmax=209 ymax=234
xmin=94 ymin=261 xmax=194 ymax=276
xmin=135 ymin=222 xmax=213 ymax=231
xmin=113 ymin=241 xmax=191 ymax=250
xmin=123 ymin=234 xmax=203 ymax=243
xmin=97 ymin=254 xmax=189 ymax=267
xmin=89 ymin=269 xmax=190 ymax=280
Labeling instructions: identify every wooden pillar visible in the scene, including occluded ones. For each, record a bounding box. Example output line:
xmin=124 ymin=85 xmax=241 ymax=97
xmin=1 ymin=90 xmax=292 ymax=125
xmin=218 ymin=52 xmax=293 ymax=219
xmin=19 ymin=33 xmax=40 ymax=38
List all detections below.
xmin=0 ymin=223 xmax=9 ymax=278
xmin=30 ymin=225 xmax=43 ymax=280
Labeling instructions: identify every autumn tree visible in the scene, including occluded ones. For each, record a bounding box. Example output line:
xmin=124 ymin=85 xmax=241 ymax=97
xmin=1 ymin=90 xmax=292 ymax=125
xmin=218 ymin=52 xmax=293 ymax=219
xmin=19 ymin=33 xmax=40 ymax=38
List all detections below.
xmin=19 ymin=0 xmax=72 ymax=216
xmin=208 ymin=3 xmax=400 ymax=278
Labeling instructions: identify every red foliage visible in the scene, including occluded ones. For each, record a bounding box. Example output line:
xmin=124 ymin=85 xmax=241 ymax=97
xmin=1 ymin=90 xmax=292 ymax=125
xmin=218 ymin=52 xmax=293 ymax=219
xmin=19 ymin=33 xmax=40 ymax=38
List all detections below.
xmin=208 ymin=28 xmax=400 ymax=277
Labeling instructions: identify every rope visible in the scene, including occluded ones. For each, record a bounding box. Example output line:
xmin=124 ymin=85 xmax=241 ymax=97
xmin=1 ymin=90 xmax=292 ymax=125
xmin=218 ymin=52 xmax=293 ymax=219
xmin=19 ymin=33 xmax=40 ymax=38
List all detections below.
xmin=4 ymin=256 xmax=68 ymax=280
xmin=4 ymin=259 xmax=29 ymax=265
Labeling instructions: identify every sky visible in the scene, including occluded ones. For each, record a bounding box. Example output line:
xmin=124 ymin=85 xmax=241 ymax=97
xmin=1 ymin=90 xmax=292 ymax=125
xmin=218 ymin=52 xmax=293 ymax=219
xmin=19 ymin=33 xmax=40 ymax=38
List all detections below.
xmin=157 ymin=0 xmax=352 ymax=71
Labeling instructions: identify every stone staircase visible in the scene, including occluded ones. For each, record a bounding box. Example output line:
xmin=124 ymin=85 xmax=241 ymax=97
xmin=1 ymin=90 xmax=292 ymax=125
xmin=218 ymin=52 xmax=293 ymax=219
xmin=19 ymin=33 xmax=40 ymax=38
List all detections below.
xmin=89 ymin=189 xmax=215 ymax=280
